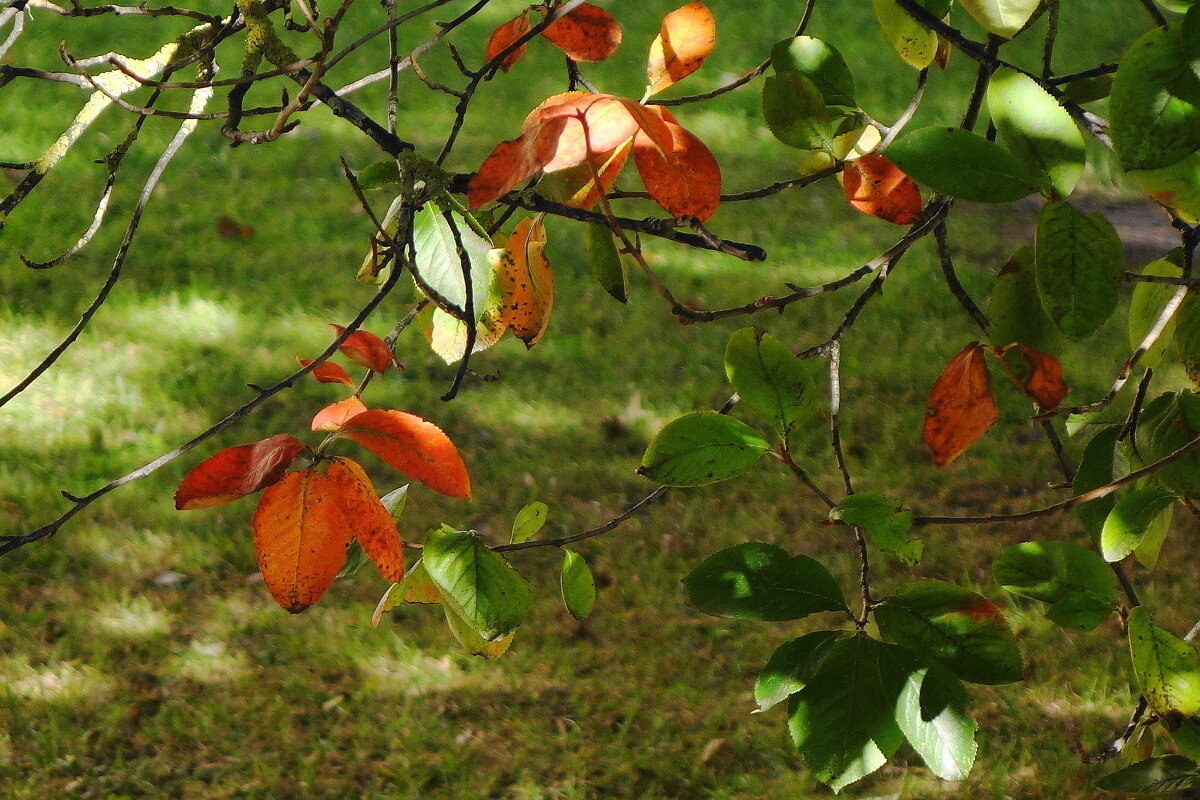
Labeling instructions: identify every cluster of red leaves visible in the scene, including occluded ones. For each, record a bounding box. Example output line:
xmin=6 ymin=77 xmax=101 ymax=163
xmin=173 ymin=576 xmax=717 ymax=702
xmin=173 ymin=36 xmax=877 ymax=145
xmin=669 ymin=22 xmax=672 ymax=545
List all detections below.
xmin=486 ymin=2 xmax=622 ymax=73
xmin=923 ymin=341 xmax=1069 ymax=468
xmin=176 ymin=325 xmax=470 ymax=613
xmin=469 ymin=2 xmax=721 ymax=222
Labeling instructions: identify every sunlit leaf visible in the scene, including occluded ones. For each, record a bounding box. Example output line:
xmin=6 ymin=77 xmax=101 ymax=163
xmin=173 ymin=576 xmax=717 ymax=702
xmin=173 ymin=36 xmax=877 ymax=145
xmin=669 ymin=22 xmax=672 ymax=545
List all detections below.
xmin=467 ymin=117 xmax=568 ymax=208
xmin=770 ymin=36 xmax=856 ymax=107
xmin=886 ymin=126 xmax=1037 ymax=203
xmin=540 ymin=3 xmax=622 ymax=62
xmin=539 ymin=138 xmax=633 ymax=209
xmin=958 ymin=0 xmax=1040 ymax=38
xmin=339 ymin=409 xmax=471 ymax=499
xmin=632 ymin=112 xmax=722 ymax=221
xmin=639 ymin=411 xmax=771 ymax=486
xmin=646 ymin=1 xmax=716 ymax=96
xmin=443 ymin=600 xmax=517 ymax=658
xmin=1129 ymin=606 xmax=1200 ymax=716
xmin=1034 ymin=200 xmax=1124 ymax=340
xmin=411 ymin=205 xmax=495 ymax=322
xmin=495 ymin=216 xmax=553 ymax=346
xmin=175 ymin=434 xmax=307 ymax=510
xmin=379 ymin=484 xmax=409 ymax=519
xmin=311 ymin=396 xmax=368 ymax=433
xmin=484 ymin=12 xmax=531 ymax=74
xmin=1131 ymin=150 xmax=1200 ymax=224
xmin=992 ymin=541 xmax=1115 ymax=629
xmin=330 ymin=324 xmax=394 ymax=372
xmin=511 ymin=501 xmax=548 ymax=544
xmin=987 ymin=67 xmax=1086 ymax=198
xmin=923 ymin=342 xmax=999 ymax=468
xmin=893 ymin=657 xmax=978 ymax=781
xmin=532 ymin=93 xmax=641 ymax=173
xmin=298 ymin=358 xmax=356 ymax=388
xmin=723 ymin=327 xmax=818 ymax=439
xmin=1101 ymin=487 xmax=1179 ymax=562
xmin=325 ymin=457 xmax=405 ymax=582
xmin=1129 ymin=260 xmax=1183 ymax=368
xmin=841 ymin=154 xmax=923 ymax=225
xmin=423 ymin=527 xmax=532 ymax=641
xmin=754 ymin=630 xmax=841 ymax=712
xmin=428 ymin=305 xmax=507 ymax=365
xmin=829 ymin=493 xmax=922 ymax=566
xmin=1135 ymin=502 xmax=1173 ymax=570
xmin=872 ymin=0 xmax=939 ymax=69
xmin=683 ymin=541 xmax=847 ymax=621
xmin=560 ymin=549 xmax=596 ymax=621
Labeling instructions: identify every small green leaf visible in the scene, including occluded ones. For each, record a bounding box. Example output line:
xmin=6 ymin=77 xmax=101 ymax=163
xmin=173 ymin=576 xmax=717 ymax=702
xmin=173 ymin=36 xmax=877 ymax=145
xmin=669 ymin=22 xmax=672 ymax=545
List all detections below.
xmin=1110 ymin=24 xmax=1200 ymax=170
xmin=872 ymin=0 xmax=939 ymax=69
xmin=337 ymin=540 xmax=369 ymax=579
xmin=511 ymin=501 xmax=549 ymax=544
xmin=957 ymin=0 xmax=1040 ymax=37
xmin=379 ymin=484 xmax=409 ymax=520
xmin=1129 ymin=260 xmax=1185 ymax=368
xmin=986 ymin=246 xmax=1058 ymax=352
xmin=1128 ymin=607 xmax=1200 ymax=717
xmin=762 ymin=72 xmax=834 ymax=151
xmin=770 ymin=36 xmax=856 ymax=106
xmin=1097 ymin=755 xmax=1200 ymax=795
xmin=560 ymin=549 xmax=596 ymax=621
xmin=875 ymin=581 xmax=1023 ymax=685
xmin=992 ymin=541 xmax=1116 ymax=629
xmin=886 ymin=127 xmax=1038 ymax=203
xmin=755 ymin=630 xmax=842 ymax=712
xmin=356 ymin=160 xmax=400 ymax=190
xmin=891 ymin=655 xmax=978 ymax=782
xmin=1073 ymin=426 xmax=1121 ymax=541
xmin=987 ymin=67 xmax=1086 ymax=198
xmin=423 ymin=527 xmax=532 ymax=641
xmin=586 ymin=224 xmax=627 ymax=303
xmin=724 ymin=328 xmax=819 ymax=439
xmin=829 ymin=493 xmax=921 ymax=565
xmin=683 ymin=542 xmax=848 ymax=621
xmin=1101 ymin=487 xmax=1179 ymax=562
xmin=1135 ymin=503 xmax=1173 ymax=569
xmin=1034 ymin=200 xmax=1124 ymax=339
xmin=639 ymin=412 xmax=771 ymax=487
xmin=412 ymin=204 xmax=495 ymax=322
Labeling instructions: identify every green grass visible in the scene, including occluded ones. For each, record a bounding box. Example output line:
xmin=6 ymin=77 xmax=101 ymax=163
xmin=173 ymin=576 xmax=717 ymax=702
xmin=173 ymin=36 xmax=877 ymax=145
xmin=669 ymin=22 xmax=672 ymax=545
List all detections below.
xmin=0 ymin=1 xmax=1195 ymax=798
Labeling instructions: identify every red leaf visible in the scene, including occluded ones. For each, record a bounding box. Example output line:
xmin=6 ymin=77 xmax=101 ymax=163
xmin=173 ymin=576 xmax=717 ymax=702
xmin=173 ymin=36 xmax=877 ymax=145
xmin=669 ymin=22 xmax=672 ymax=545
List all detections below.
xmin=1014 ymin=343 xmax=1069 ymax=409
xmin=175 ymin=434 xmax=307 ymax=510
xmin=533 ymin=93 xmax=641 ymax=173
xmin=646 ymin=1 xmax=716 ymax=96
xmin=339 ymin=409 xmax=471 ymax=499
xmin=842 ymin=155 xmax=923 ymax=225
xmin=541 ymin=3 xmax=622 ymax=62
xmin=326 ymin=457 xmax=405 ymax=582
xmin=467 ymin=117 xmax=568 ymax=208
xmin=311 ymin=396 xmax=369 ymax=433
xmin=923 ymin=342 xmax=999 ymax=468
xmin=252 ymin=466 xmax=354 ymax=613
xmin=331 ymin=324 xmax=394 ymax=372
xmin=297 ymin=358 xmax=356 ymax=388
xmin=485 ymin=13 xmax=531 ymax=74
xmin=632 ymin=114 xmax=721 ymax=221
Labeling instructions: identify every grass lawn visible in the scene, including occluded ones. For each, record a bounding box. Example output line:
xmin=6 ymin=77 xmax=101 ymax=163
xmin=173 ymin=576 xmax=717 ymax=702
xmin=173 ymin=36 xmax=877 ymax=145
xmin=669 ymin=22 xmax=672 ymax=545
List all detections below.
xmin=0 ymin=1 xmax=1194 ymax=797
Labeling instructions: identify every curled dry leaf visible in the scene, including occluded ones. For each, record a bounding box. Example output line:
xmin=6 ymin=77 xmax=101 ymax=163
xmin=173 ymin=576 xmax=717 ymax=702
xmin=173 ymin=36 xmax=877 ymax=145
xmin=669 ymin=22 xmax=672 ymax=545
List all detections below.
xmin=646 ymin=1 xmax=716 ymax=96
xmin=339 ymin=409 xmax=472 ymax=499
xmin=326 ymin=457 xmax=405 ymax=582
xmin=923 ymin=342 xmax=999 ymax=468
xmin=330 ymin=324 xmax=394 ymax=373
xmin=540 ymin=2 xmax=622 ymax=62
xmin=311 ymin=396 xmax=369 ymax=433
xmin=1012 ymin=343 xmax=1069 ymax=409
xmin=632 ymin=108 xmax=721 ymax=221
xmin=252 ymin=466 xmax=354 ymax=613
xmin=841 ymin=154 xmax=922 ymax=225
xmin=297 ymin=358 xmax=356 ymax=388
xmin=495 ymin=217 xmax=553 ymax=346
xmin=485 ymin=12 xmax=531 ymax=74
xmin=175 ymin=433 xmax=307 ymax=510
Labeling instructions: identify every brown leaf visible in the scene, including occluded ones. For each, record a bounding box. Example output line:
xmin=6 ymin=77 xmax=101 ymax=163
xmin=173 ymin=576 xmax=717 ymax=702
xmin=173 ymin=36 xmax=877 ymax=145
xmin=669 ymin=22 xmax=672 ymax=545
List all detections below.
xmin=217 ymin=215 xmax=254 ymax=238
xmin=841 ymin=154 xmax=922 ymax=225
xmin=330 ymin=324 xmax=394 ymax=373
xmin=1013 ymin=343 xmax=1069 ymax=409
xmin=495 ymin=216 xmax=553 ymax=346
xmin=467 ymin=117 xmax=567 ymax=208
xmin=485 ymin=13 xmax=531 ymax=74
xmin=339 ymin=409 xmax=471 ymax=499
xmin=540 ymin=2 xmax=622 ymax=62
xmin=252 ymin=466 xmax=354 ymax=613
xmin=311 ymin=396 xmax=369 ymax=432
xmin=298 ymin=358 xmax=356 ymax=388
xmin=646 ymin=1 xmax=716 ymax=96
xmin=326 ymin=457 xmax=405 ymax=582
xmin=175 ymin=434 xmax=307 ymax=510
xmin=632 ymin=112 xmax=721 ymax=221
xmin=923 ymin=342 xmax=999 ymax=468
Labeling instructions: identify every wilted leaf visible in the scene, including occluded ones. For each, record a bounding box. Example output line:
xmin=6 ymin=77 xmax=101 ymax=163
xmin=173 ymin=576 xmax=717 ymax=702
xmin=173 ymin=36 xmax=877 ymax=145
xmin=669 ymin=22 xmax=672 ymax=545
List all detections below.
xmin=485 ymin=13 xmax=531 ymax=74
xmin=639 ymin=411 xmax=771 ymax=486
xmin=251 ymin=466 xmax=355 ymax=613
xmin=326 ymin=457 xmax=405 ymax=583
xmin=311 ymin=396 xmax=368 ymax=433
xmin=1010 ymin=343 xmax=1069 ymax=408
xmin=298 ymin=358 xmax=356 ymax=388
xmin=495 ymin=216 xmax=554 ymax=346
xmin=923 ymin=342 xmax=999 ymax=468
xmin=560 ymin=549 xmax=596 ymax=621
xmin=682 ymin=541 xmax=847 ymax=621
xmin=1034 ymin=200 xmax=1124 ymax=339
xmin=1129 ymin=606 xmax=1200 ymax=717
xmin=372 ymin=558 xmax=442 ymax=625
xmin=330 ymin=324 xmax=394 ymax=373
xmin=339 ymin=409 xmax=471 ymax=499
xmin=841 ymin=154 xmax=923 ymax=225
xmin=646 ymin=1 xmax=716 ymax=96
xmin=540 ymin=3 xmax=622 ymax=62
xmin=175 ymin=434 xmax=307 ymax=510
xmin=423 ymin=527 xmax=532 ymax=641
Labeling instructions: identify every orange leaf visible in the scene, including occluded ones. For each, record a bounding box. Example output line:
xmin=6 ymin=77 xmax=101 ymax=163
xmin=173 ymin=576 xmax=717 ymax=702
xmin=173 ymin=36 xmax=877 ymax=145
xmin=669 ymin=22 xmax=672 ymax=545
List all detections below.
xmin=175 ymin=434 xmax=307 ymax=510
xmin=543 ymin=138 xmax=633 ymax=209
xmin=1014 ymin=343 xmax=1069 ymax=409
xmin=540 ymin=2 xmax=622 ymax=62
xmin=252 ymin=466 xmax=354 ymax=613
xmin=632 ymin=116 xmax=721 ymax=221
xmin=533 ymin=93 xmax=640 ymax=172
xmin=485 ymin=12 xmax=531 ymax=74
xmin=842 ymin=154 xmax=923 ymax=226
xmin=297 ymin=358 xmax=356 ymax=388
xmin=467 ymin=117 xmax=568 ymax=208
xmin=339 ymin=409 xmax=471 ymax=499
xmin=331 ymin=324 xmax=394 ymax=373
xmin=326 ymin=457 xmax=405 ymax=582
xmin=646 ymin=1 xmax=716 ymax=96
xmin=923 ymin=342 xmax=999 ymax=468
xmin=495 ymin=217 xmax=553 ymax=346
xmin=311 ymin=396 xmax=369 ymax=433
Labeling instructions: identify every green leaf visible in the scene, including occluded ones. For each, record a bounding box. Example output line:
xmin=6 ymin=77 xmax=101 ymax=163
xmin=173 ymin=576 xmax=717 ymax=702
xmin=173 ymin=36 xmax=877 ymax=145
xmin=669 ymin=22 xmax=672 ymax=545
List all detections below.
xmin=1128 ymin=606 xmax=1200 ymax=717
xmin=992 ymin=541 xmax=1116 ymax=629
xmin=762 ymin=72 xmax=834 ymax=151
xmin=1177 ymin=293 xmax=1200 ymax=385
xmin=560 ymin=549 xmax=596 ymax=621
xmin=639 ymin=412 xmax=771 ymax=487
xmin=755 ymin=630 xmax=842 ymax=712
xmin=987 ymin=67 xmax=1086 ymax=198
xmin=724 ymin=328 xmax=819 ymax=439
xmin=1131 ymin=149 xmax=1200 ymax=225
xmin=1097 ymin=755 xmax=1200 ymax=795
xmin=442 ymin=600 xmax=516 ymax=659
xmin=511 ymin=501 xmax=548 ymax=544
xmin=379 ymin=484 xmax=409 ymax=520
xmin=683 ymin=541 xmax=848 ymax=621
xmin=1110 ymin=24 xmax=1200 ymax=170
xmin=412 ymin=203 xmax=494 ymax=322
xmin=872 ymin=0 xmax=939 ymax=69
xmin=787 ymin=635 xmax=905 ymax=791
xmin=957 ymin=0 xmax=1040 ymax=37
xmin=1135 ymin=502 xmax=1173 ymax=570
xmin=770 ymin=36 xmax=856 ymax=107
xmin=875 ymin=581 xmax=1023 ymax=685
xmin=1134 ymin=391 xmax=1200 ymax=495
xmin=1173 ymin=719 xmax=1200 ymax=762
xmin=422 ymin=527 xmax=532 ymax=641
xmin=1129 ymin=260 xmax=1185 ymax=368
xmin=1101 ymin=487 xmax=1179 ymax=562
xmin=885 ymin=127 xmax=1038 ymax=203
xmin=586 ymin=224 xmax=627 ymax=303
xmin=892 ymin=656 xmax=978 ymax=782
xmin=829 ymin=493 xmax=922 ymax=565
xmin=1034 ymin=200 xmax=1124 ymax=339
xmin=986 ymin=246 xmax=1058 ymax=352
xmin=1073 ymin=426 xmax=1121 ymax=541
xmin=356 ymin=160 xmax=400 ymax=190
